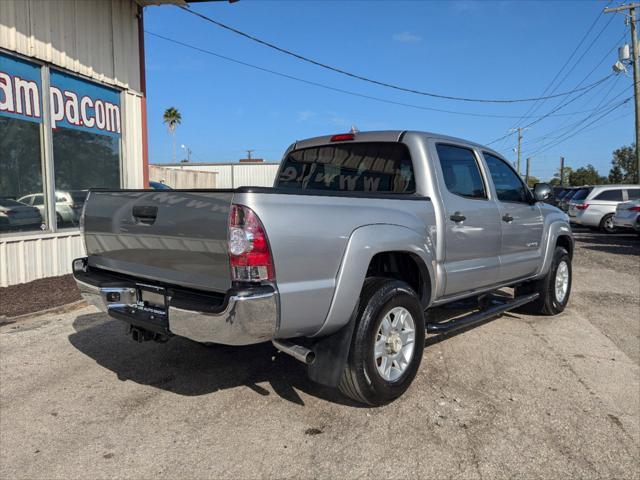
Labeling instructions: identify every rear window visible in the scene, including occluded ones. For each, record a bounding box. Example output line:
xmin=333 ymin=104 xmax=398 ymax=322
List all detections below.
xmin=595 ymin=189 xmax=623 ymax=201
xmin=276 ymin=142 xmax=415 ymax=193
xmin=571 ymin=188 xmax=592 ymax=201
xmin=563 ymin=190 xmax=578 ymax=201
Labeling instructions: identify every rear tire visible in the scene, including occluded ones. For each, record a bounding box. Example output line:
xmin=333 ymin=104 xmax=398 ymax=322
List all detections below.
xmin=600 ymin=213 xmax=616 ymax=234
xmin=514 ymin=246 xmax=571 ymax=315
xmin=338 ymin=278 xmax=425 ymax=406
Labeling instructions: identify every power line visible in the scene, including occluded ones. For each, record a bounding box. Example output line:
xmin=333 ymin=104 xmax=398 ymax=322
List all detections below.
xmin=485 ymin=74 xmax=614 ymax=145
xmin=146 ymin=31 xmax=616 ymax=120
xmin=177 ymin=5 xmax=613 ymax=104
xmin=508 ymin=2 xmax=611 ymax=130
xmin=528 ymin=96 xmax=633 ymax=156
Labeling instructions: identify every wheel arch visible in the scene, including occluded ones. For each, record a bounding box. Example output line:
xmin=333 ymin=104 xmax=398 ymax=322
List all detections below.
xmin=312 ymin=223 xmax=435 ymax=338
xmin=538 ymin=219 xmax=574 ymax=277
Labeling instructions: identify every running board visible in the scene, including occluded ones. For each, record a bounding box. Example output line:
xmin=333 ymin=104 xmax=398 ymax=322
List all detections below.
xmin=425 ymin=292 xmax=540 ymax=334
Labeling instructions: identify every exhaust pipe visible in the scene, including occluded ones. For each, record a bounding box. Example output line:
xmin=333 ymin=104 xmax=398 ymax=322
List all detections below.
xmin=272 ymin=339 xmax=316 ymax=365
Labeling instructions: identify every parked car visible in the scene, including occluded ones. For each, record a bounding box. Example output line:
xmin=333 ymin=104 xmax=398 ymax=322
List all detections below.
xmin=17 ymin=192 xmax=76 ymax=227
xmin=568 ymin=185 xmax=640 ymax=233
xmin=63 ymin=190 xmax=89 ymax=223
xmin=72 ymin=130 xmax=573 ymax=405
xmin=149 ymin=181 xmax=171 ymax=190
xmin=557 ymin=187 xmax=580 ymax=212
xmin=0 ymin=197 xmax=42 ymax=232
xmin=551 ymin=187 xmax=572 ymax=207
xmin=613 ymin=199 xmax=640 ymax=233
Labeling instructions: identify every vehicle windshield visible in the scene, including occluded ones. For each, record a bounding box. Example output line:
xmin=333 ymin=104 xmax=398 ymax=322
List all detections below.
xmin=276 ymin=142 xmax=415 ymax=193
xmin=570 ymin=188 xmax=592 ymax=202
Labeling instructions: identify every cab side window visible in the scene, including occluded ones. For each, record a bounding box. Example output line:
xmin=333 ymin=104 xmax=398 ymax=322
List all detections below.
xmin=483 ymin=153 xmax=529 ymax=203
xmin=435 ymin=144 xmax=486 ymax=199
xmin=625 ymin=188 xmax=639 ymax=200
xmin=594 ymin=189 xmax=623 ymax=201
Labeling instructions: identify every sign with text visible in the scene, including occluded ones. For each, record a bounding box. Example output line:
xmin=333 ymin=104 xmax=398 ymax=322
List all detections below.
xmin=0 ymin=52 xmax=121 ymax=137
xmin=0 ymin=52 xmax=43 ymax=123
xmin=50 ymin=70 xmax=121 ymax=137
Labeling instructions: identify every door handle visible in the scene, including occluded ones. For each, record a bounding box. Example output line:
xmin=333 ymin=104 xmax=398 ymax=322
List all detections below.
xmin=132 ymin=205 xmax=158 ymax=225
xmin=502 ymin=213 xmax=514 ymax=223
xmin=450 ymin=212 xmax=466 ymax=223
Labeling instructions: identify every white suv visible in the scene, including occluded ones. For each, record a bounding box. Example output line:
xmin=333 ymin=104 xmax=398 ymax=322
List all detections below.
xmin=568 ymin=185 xmax=640 ymax=232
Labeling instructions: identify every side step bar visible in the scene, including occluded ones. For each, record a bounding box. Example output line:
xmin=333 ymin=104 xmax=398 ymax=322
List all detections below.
xmin=426 ymin=292 xmax=540 ymax=334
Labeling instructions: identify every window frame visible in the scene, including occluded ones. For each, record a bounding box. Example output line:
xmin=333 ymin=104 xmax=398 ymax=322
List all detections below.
xmin=626 ymin=188 xmax=640 ymax=200
xmin=594 ymin=188 xmax=624 ymax=202
xmin=0 ymin=49 xmax=125 ymax=238
xmin=482 ymin=151 xmax=533 ymax=205
xmin=276 ymin=141 xmax=417 ymax=195
xmin=435 ymin=142 xmax=489 ymax=201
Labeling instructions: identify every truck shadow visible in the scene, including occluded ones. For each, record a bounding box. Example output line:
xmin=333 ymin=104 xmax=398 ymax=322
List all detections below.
xmin=68 ymin=312 xmax=364 ymax=408
xmin=69 ymin=304 xmax=515 ymax=406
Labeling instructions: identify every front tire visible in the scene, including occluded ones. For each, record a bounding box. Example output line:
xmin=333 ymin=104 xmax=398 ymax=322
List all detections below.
xmin=338 ymin=278 xmax=425 ymax=406
xmin=514 ymin=246 xmax=572 ymax=315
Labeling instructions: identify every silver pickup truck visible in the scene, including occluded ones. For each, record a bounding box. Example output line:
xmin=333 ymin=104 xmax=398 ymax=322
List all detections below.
xmin=73 ymin=130 xmax=573 ymax=405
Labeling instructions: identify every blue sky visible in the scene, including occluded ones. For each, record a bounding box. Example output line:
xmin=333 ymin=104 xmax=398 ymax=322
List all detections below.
xmin=145 ymin=0 xmax=633 ymax=180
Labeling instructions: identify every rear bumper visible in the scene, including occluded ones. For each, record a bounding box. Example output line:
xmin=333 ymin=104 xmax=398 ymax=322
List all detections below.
xmin=73 ymin=259 xmax=278 ymax=346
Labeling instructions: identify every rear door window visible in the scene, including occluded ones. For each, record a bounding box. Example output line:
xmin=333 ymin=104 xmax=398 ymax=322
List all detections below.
xmin=594 ymin=189 xmax=623 ymax=201
xmin=436 ymin=144 xmax=486 ymax=199
xmin=570 ymin=188 xmax=592 ymax=202
xmin=626 ymin=188 xmax=640 ymax=200
xmin=277 ymin=142 xmax=415 ymax=193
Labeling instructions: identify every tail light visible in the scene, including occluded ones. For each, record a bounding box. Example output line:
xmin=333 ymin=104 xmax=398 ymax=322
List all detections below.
xmin=575 ymin=203 xmax=589 ymax=210
xmin=630 ymin=205 xmax=640 ymax=212
xmin=228 ymin=204 xmax=274 ymax=282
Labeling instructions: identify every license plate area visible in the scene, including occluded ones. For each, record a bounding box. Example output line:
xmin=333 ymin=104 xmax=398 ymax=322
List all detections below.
xmin=137 ymin=284 xmax=167 ymax=314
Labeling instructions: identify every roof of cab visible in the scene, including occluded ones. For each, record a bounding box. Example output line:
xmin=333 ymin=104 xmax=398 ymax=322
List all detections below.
xmin=292 ymin=130 xmax=505 ymax=158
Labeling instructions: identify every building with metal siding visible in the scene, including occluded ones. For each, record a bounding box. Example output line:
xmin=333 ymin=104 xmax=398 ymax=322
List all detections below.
xmin=158 ymin=162 xmax=281 ymax=189
xmin=0 ymin=0 xmax=181 ymax=287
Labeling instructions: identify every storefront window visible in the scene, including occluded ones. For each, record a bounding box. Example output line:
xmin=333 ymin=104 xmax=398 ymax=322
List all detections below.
xmin=0 ymin=53 xmax=46 ymax=233
xmin=1 ymin=54 xmax=122 ymax=234
xmin=50 ymin=70 xmax=121 ymax=228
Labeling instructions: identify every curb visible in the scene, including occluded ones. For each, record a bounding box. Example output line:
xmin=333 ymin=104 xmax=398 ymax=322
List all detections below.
xmin=0 ymin=299 xmax=89 ymax=326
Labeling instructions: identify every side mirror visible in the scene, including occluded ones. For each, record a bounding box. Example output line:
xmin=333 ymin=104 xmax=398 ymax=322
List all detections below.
xmin=532 ymin=183 xmax=552 ymax=202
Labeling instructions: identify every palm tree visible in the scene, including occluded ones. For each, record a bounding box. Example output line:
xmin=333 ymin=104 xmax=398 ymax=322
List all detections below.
xmin=163 ymin=107 xmax=182 ymax=162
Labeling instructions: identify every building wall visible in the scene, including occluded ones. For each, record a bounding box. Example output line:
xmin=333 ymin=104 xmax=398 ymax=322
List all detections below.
xmin=149 ymin=165 xmax=217 ymax=189
xmin=0 ymin=0 xmax=144 ymax=287
xmin=1 ymin=0 xmax=141 ymax=92
xmin=0 ymin=232 xmax=85 ymax=287
xmin=161 ymin=163 xmax=280 ymax=188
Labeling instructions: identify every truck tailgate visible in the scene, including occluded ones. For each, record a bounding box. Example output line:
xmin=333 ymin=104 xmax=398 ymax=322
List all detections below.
xmin=83 ymin=190 xmax=233 ymax=292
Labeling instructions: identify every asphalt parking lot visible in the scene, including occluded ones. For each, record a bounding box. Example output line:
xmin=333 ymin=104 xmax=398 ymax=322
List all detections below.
xmin=1 ymin=228 xmax=638 ymax=479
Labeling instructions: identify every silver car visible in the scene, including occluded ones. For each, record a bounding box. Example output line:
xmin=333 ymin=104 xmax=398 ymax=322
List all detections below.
xmin=568 ymin=185 xmax=640 ymax=233
xmin=17 ymin=192 xmax=77 ymax=227
xmin=613 ymin=199 xmax=640 ymax=232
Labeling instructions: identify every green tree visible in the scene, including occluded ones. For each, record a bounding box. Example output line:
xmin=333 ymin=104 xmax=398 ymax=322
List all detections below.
xmin=526 ymin=175 xmax=540 ymax=188
xmin=550 ymin=166 xmax=573 ymax=186
xmin=163 ymin=107 xmax=182 ymax=162
xmin=568 ymin=164 xmax=605 ymax=186
xmin=608 ymin=143 xmax=637 ymax=184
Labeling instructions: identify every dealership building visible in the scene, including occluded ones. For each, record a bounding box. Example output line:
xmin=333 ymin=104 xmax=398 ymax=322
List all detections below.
xmin=0 ymin=0 xmax=191 ymax=287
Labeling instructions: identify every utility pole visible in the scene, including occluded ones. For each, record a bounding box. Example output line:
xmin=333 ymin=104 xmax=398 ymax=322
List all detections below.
xmin=509 ymin=127 xmax=529 ymax=176
xmin=605 ymin=3 xmax=640 ymax=183
xmin=525 ymin=157 xmax=531 ymax=186
xmin=560 ymin=156 xmax=565 ymax=186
